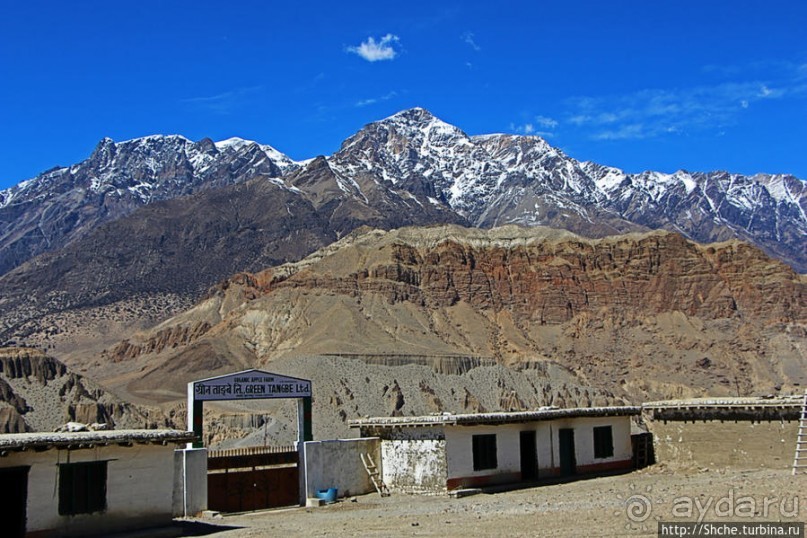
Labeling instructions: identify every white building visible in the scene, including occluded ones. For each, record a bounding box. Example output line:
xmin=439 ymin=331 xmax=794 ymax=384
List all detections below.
xmin=0 ymin=429 xmax=196 ymax=537
xmin=350 ymin=406 xmax=640 ymax=494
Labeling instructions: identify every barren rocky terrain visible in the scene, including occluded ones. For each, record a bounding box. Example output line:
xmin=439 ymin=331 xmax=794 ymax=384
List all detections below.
xmin=70 ymin=225 xmax=804 ymax=442
xmin=2 ymin=225 xmax=804 ymax=446
xmin=0 ymin=347 xmax=166 ymax=433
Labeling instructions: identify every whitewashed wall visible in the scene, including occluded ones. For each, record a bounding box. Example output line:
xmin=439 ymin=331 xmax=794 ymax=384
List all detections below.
xmin=443 ymin=416 xmax=633 ymax=487
xmin=1 ymin=444 xmax=177 ymax=536
xmin=304 ymin=437 xmax=380 ymax=499
xmin=173 ymin=447 xmax=208 ymax=516
xmin=553 ymin=416 xmax=633 ymax=471
xmin=379 ymin=426 xmax=447 ymax=494
xmin=444 ymin=424 xmax=522 ymax=487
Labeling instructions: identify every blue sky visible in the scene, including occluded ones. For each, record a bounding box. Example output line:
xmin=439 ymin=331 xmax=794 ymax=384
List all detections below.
xmin=1 ymin=1 xmax=805 ymax=190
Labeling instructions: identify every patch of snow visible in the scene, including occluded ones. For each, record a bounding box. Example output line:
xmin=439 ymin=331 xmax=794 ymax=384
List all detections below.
xmin=119 ymin=134 xmax=192 ymax=145
xmin=677 ymin=172 xmax=697 ymax=194
xmin=593 ymin=167 xmax=626 ymax=192
xmin=214 ymin=137 xmax=253 ymax=151
xmin=759 ymin=174 xmax=790 ymax=203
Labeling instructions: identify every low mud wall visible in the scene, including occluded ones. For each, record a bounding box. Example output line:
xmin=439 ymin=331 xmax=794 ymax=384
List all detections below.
xmin=644 ymin=408 xmax=798 ymax=470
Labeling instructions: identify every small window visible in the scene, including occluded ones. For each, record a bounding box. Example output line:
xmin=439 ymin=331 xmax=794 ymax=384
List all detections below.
xmin=472 ymin=434 xmax=498 ymax=470
xmin=59 ymin=461 xmax=107 ymax=515
xmin=593 ymin=426 xmax=614 ymax=459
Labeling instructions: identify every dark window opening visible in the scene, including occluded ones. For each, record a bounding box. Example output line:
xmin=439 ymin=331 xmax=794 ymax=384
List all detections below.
xmin=472 ymin=434 xmax=497 ymax=470
xmin=59 ymin=461 xmax=107 ymax=515
xmin=593 ymin=426 xmax=614 ymax=459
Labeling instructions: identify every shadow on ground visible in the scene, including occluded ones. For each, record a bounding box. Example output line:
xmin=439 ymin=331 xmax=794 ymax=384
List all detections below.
xmin=176 ymin=520 xmax=242 ymax=536
xmin=108 ymin=520 xmax=242 ymax=538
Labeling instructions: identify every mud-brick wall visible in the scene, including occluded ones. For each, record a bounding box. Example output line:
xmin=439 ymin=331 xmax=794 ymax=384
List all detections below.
xmin=646 ymin=418 xmax=798 ymax=469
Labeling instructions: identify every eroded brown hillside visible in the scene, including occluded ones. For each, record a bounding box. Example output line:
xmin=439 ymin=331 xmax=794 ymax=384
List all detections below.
xmin=92 ymin=226 xmax=803 ymax=428
xmin=0 ymin=347 xmax=167 ymax=433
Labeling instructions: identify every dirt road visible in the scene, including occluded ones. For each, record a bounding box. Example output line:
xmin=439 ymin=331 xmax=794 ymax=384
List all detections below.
xmin=189 ymin=466 xmax=807 ymax=537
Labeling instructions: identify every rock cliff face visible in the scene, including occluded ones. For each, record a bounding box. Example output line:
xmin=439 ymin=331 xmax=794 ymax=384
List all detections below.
xmin=193 ymin=225 xmax=802 ymax=330
xmin=252 ymin=229 xmax=799 ymax=324
xmin=0 ymin=347 xmax=165 ymax=433
xmin=96 ymin=225 xmax=804 ymax=442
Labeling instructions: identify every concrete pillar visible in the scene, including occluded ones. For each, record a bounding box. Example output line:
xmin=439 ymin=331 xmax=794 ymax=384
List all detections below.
xmin=173 ymin=447 xmax=208 ymax=517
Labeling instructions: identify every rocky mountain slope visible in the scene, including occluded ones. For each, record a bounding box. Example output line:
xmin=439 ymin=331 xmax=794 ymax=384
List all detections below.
xmin=1 ymin=109 xmax=804 ymax=356
xmin=1 ymin=109 xmax=802 ymax=444
xmin=327 ymin=108 xmax=806 ymax=271
xmin=0 ymin=135 xmax=300 ymax=276
xmin=2 ymin=108 xmax=803 ymax=281
xmin=0 ymin=347 xmax=166 ymax=433
xmin=0 ymin=171 xmax=463 ymax=352
xmin=85 ymin=225 xmax=804 ymax=442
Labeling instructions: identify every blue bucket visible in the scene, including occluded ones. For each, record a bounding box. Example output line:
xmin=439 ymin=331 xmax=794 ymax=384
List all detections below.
xmin=315 ymin=487 xmax=338 ymax=503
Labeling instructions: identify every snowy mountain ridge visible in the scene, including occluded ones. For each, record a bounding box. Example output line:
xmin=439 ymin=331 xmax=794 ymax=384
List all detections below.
xmin=0 ymin=133 xmax=303 ymax=275
xmin=0 ymin=134 xmax=301 ymax=209
xmin=320 ymin=108 xmax=805 ymax=270
xmin=1 ymin=107 xmax=804 ymax=275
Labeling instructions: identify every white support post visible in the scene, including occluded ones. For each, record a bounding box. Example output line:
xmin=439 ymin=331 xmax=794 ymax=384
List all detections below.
xmin=298 ymin=398 xmax=307 ymax=506
xmin=186 ymin=382 xmax=195 ymax=450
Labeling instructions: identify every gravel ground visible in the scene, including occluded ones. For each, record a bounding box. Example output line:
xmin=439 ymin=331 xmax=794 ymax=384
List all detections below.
xmin=186 ymin=466 xmax=807 ymax=537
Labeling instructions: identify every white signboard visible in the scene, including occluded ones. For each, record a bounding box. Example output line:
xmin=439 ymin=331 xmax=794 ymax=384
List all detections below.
xmin=192 ymin=369 xmax=312 ymax=401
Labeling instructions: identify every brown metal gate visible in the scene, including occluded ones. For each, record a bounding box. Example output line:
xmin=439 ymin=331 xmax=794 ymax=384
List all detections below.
xmin=208 ymin=446 xmax=299 ymax=512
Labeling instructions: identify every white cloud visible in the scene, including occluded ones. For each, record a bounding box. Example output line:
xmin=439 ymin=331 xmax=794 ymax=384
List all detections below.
xmin=565 ymin=60 xmax=807 ymax=141
xmin=566 ymin=80 xmax=798 ymax=140
xmin=591 ymin=124 xmax=647 ymax=141
xmin=355 ymin=91 xmax=399 ymax=107
xmin=181 ymin=86 xmax=263 ymax=114
xmin=461 ymin=31 xmax=481 ymax=51
xmin=510 ymin=122 xmax=554 ymax=137
xmin=535 ymin=115 xmax=559 ymax=129
xmin=347 ymin=34 xmax=400 ymax=62
xmin=510 ymin=114 xmax=559 ymax=136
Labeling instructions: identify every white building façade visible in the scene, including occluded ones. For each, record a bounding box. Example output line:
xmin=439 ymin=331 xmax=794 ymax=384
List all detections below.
xmin=350 ymin=406 xmax=640 ymax=494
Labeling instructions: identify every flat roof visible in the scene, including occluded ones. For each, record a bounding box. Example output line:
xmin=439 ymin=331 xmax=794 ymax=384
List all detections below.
xmin=642 ymin=396 xmax=802 ymax=410
xmin=349 ymin=406 xmax=641 ymax=429
xmin=642 ymin=396 xmax=803 ymax=421
xmin=0 ymin=429 xmax=197 ymax=454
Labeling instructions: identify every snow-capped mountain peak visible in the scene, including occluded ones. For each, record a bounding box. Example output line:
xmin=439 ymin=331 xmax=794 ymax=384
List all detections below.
xmin=325 ymin=109 xmax=805 ymax=270
xmin=1 ymin=108 xmax=805 ymax=277
xmin=0 ymin=133 xmax=303 ymax=274
xmin=213 ymin=136 xmax=300 ymax=175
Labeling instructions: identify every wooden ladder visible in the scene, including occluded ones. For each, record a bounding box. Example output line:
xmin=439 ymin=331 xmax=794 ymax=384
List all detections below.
xmin=361 ymin=453 xmax=390 ymax=497
xmin=792 ymin=390 xmax=807 ymax=475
